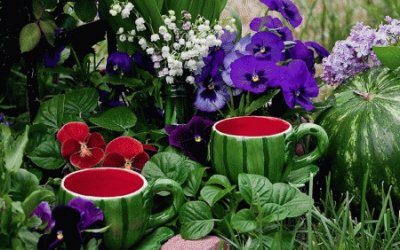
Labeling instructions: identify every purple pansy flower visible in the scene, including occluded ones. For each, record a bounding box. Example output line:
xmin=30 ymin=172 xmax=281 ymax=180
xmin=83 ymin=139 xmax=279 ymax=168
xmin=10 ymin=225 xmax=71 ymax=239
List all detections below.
xmin=68 ymin=197 xmax=104 ymax=230
xmin=245 ymin=31 xmax=285 ymax=61
xmin=43 ymin=46 xmax=66 ymax=68
xmin=305 ymin=41 xmax=330 ymax=59
xmin=275 ymin=60 xmax=319 ymax=111
xmin=230 ymin=55 xmax=278 ymax=94
xmin=106 ymin=52 xmax=132 ymax=75
xmin=288 ymin=40 xmax=316 ymax=74
xmin=166 ymin=116 xmax=214 ymax=164
xmin=196 ymin=48 xmax=226 ymax=83
xmin=260 ymin=0 xmax=303 ymax=28
xmin=194 ymin=81 xmax=230 ymax=112
xmin=250 ymin=16 xmax=293 ymax=41
xmin=220 ymin=30 xmax=237 ymax=53
xmin=31 ymin=202 xmax=55 ymax=231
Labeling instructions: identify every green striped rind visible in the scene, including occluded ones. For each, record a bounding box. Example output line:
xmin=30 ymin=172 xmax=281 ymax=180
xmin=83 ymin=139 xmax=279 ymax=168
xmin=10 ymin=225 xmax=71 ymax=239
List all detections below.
xmin=58 ymin=189 xmax=147 ymax=249
xmin=210 ymin=130 xmax=287 ymax=183
xmin=318 ymin=67 xmax=400 ymax=204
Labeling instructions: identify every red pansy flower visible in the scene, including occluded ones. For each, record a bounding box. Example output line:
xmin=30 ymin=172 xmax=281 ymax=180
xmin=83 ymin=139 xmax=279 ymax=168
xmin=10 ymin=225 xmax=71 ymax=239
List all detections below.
xmin=103 ymin=136 xmax=150 ymax=171
xmin=57 ymin=122 xmax=105 ymax=169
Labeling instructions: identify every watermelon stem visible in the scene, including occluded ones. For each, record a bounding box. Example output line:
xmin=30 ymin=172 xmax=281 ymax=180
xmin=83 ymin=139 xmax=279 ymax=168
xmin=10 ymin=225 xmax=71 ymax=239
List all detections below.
xmin=353 ymin=90 xmax=373 ymax=101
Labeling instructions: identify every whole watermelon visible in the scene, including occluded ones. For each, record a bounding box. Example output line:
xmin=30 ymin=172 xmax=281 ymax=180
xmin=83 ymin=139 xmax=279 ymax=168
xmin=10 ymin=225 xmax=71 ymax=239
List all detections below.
xmin=318 ymin=67 xmax=400 ymax=204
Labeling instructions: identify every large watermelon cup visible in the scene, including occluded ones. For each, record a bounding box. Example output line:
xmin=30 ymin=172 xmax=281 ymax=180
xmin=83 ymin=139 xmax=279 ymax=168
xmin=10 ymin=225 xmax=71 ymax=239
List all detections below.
xmin=59 ymin=168 xmax=184 ymax=249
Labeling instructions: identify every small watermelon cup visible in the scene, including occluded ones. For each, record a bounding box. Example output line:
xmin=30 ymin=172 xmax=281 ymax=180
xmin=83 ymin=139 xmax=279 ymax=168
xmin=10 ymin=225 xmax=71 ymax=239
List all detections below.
xmin=210 ymin=116 xmax=329 ymax=183
xmin=59 ymin=168 xmax=184 ymax=249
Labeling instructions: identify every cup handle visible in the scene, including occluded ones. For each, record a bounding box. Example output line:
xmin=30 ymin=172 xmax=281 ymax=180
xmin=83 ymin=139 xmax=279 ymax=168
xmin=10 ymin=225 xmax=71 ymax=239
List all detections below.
xmin=146 ymin=178 xmax=184 ymax=229
xmin=290 ymin=123 xmax=329 ymax=169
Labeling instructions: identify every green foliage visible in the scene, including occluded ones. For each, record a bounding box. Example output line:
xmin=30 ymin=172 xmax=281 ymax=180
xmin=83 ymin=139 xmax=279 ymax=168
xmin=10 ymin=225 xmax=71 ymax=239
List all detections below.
xmin=19 ymin=23 xmax=41 ymax=53
xmin=89 ymin=106 xmax=137 ymax=132
xmin=373 ymin=46 xmax=400 ymax=69
xmin=74 ymin=0 xmax=97 ymax=23
xmin=134 ymin=227 xmax=175 ymax=250
xmin=179 ymin=201 xmax=215 ymax=240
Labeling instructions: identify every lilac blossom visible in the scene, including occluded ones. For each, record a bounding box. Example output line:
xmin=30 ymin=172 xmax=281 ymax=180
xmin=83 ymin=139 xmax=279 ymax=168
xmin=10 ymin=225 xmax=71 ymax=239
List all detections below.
xmin=245 ymin=31 xmax=285 ymax=61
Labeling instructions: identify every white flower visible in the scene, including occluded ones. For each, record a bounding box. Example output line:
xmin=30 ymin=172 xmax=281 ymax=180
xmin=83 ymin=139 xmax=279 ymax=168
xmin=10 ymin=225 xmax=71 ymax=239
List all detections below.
xmin=128 ymin=36 xmax=134 ymax=42
xmin=164 ymin=18 xmax=171 ymax=25
xmin=117 ymin=27 xmax=124 ymax=34
xmin=205 ymin=20 xmax=210 ymax=26
xmin=163 ymin=33 xmax=172 ymax=41
xmin=109 ymin=9 xmax=118 ymax=16
xmin=161 ymin=46 xmax=170 ymax=53
xmin=125 ymin=2 xmax=134 ymax=11
xmin=173 ymin=43 xmax=181 ymax=50
xmin=176 ymin=69 xmax=183 ymax=76
xmin=185 ymin=41 xmax=193 ymax=48
xmin=169 ymin=69 xmax=177 ymax=76
xmin=121 ymin=8 xmax=131 ymax=19
xmin=138 ymin=38 xmax=147 ymax=49
xmin=179 ymin=38 xmax=185 ymax=45
xmin=166 ymin=76 xmax=174 ymax=83
xmin=198 ymin=24 xmax=210 ymax=32
xmin=167 ymin=23 xmax=177 ymax=31
xmin=214 ymin=24 xmax=222 ymax=32
xmin=112 ymin=4 xmax=122 ymax=12
xmin=119 ymin=34 xmax=127 ymax=42
xmin=182 ymin=22 xmax=191 ymax=31
xmin=154 ymin=62 xmax=160 ymax=69
xmin=215 ymin=39 xmax=222 ymax=47
xmin=146 ymin=48 xmax=155 ymax=55
xmin=151 ymin=34 xmax=160 ymax=42
xmin=185 ymin=59 xmax=197 ymax=71
xmin=183 ymin=12 xmax=192 ymax=20
xmin=136 ymin=25 xmax=146 ymax=32
xmin=168 ymin=10 xmax=175 ymax=16
xmin=170 ymin=16 xmax=176 ymax=22
xmin=129 ymin=29 xmax=136 ymax=36
xmin=135 ymin=17 xmax=145 ymax=26
xmin=151 ymin=55 xmax=162 ymax=62
xmin=159 ymin=26 xmax=168 ymax=35
xmin=186 ymin=76 xmax=195 ymax=84
xmin=159 ymin=68 xmax=169 ymax=77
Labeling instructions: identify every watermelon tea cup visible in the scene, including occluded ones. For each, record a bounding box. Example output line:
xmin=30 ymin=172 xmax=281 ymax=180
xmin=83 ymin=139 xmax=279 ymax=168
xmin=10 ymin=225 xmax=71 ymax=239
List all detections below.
xmin=210 ymin=116 xmax=329 ymax=183
xmin=59 ymin=167 xmax=184 ymax=249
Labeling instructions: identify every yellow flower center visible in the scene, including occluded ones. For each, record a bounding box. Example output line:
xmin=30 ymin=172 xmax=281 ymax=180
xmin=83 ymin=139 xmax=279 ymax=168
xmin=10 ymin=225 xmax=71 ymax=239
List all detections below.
xmin=56 ymin=231 xmax=64 ymax=241
xmin=252 ymin=75 xmax=260 ymax=83
xmin=124 ymin=160 xmax=133 ymax=170
xmin=260 ymin=47 xmax=266 ymax=54
xmin=194 ymin=135 xmax=202 ymax=142
xmin=80 ymin=143 xmax=92 ymax=157
xmin=207 ymin=83 xmax=215 ymax=91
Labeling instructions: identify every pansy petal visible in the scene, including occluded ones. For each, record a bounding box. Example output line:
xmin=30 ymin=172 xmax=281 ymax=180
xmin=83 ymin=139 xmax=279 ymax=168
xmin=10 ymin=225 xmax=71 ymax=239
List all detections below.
xmin=57 ymin=122 xmax=89 ymax=144
xmin=68 ymin=197 xmax=104 ymax=229
xmin=105 ymin=136 xmax=144 ymax=160
xmin=281 ymin=88 xmax=296 ymax=108
xmin=143 ymin=144 xmax=158 ymax=156
xmin=305 ymin=41 xmax=330 ymax=58
xmin=103 ymin=152 xmax=125 ymax=167
xmin=260 ymin=0 xmax=280 ymax=10
xmin=70 ymin=148 xmax=105 ymax=169
xmin=168 ymin=125 xmax=194 ymax=149
xmin=296 ymin=95 xmax=315 ymax=111
xmin=61 ymin=139 xmax=81 ymax=159
xmin=87 ymin=132 xmax=106 ymax=149
xmin=279 ymin=0 xmax=303 ymax=28
xmin=133 ymin=152 xmax=150 ymax=170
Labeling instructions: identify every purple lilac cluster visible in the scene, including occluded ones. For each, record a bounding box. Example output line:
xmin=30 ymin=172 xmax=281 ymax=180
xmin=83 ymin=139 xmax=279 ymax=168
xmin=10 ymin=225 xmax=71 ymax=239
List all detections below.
xmin=194 ymin=0 xmax=329 ymax=112
xmin=322 ymin=17 xmax=400 ymax=85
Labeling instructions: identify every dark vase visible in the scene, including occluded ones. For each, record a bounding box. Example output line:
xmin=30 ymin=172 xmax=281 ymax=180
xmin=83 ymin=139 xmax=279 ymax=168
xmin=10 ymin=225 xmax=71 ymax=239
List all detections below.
xmin=164 ymin=82 xmax=194 ymax=125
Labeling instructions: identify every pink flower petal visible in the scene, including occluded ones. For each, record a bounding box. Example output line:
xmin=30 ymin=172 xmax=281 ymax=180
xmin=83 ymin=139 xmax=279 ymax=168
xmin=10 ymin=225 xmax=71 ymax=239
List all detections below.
xmin=57 ymin=122 xmax=89 ymax=144
xmin=61 ymin=139 xmax=80 ymax=159
xmin=103 ymin=152 xmax=125 ymax=167
xmin=105 ymin=136 xmax=144 ymax=160
xmin=70 ymin=147 xmax=105 ymax=169
xmin=87 ymin=132 xmax=106 ymax=149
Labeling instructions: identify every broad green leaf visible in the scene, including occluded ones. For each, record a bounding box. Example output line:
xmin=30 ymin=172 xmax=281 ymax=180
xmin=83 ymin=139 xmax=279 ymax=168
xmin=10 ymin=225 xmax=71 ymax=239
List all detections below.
xmin=0 ymin=196 xmax=13 ymax=234
xmin=22 ymin=189 xmax=55 ymax=215
xmin=58 ymin=14 xmax=78 ymax=31
xmin=231 ymin=209 xmax=257 ymax=233
xmin=373 ymin=46 xmax=400 ymax=69
xmin=89 ymin=107 xmax=137 ymax=132
xmin=260 ymin=203 xmax=289 ymax=224
xmin=39 ymin=19 xmax=57 ymax=46
xmin=269 ymin=183 xmax=313 ymax=217
xmin=205 ymin=175 xmax=232 ymax=189
xmin=135 ymin=227 xmax=174 ymax=250
xmin=4 ymin=126 xmax=29 ymax=172
xmin=74 ymin=0 xmax=97 ymax=22
xmin=200 ymin=185 xmax=234 ymax=207
xmin=238 ymin=174 xmax=273 ymax=206
xmin=34 ymin=94 xmax=65 ymax=131
xmin=245 ymin=89 xmax=280 ymax=115
xmin=17 ymin=228 xmax=41 ymax=249
xmin=0 ymin=124 xmax=12 ymax=153
xmin=43 ymin=0 xmax=57 ymax=9
xmin=28 ymin=140 xmax=65 ymax=170
xmin=19 ymin=23 xmax=41 ymax=53
xmin=26 ymin=216 xmax=42 ymax=229
xmin=184 ymin=167 xmax=206 ymax=197
xmin=179 ymin=201 xmax=214 ymax=240
xmin=32 ymin=0 xmax=45 ymax=19
xmin=84 ymin=238 xmax=102 ymax=250
xmin=65 ymin=88 xmax=99 ymax=115
xmin=142 ymin=152 xmax=190 ymax=185
xmin=9 ymin=169 xmax=40 ymax=202
xmin=26 ymin=124 xmax=52 ymax=154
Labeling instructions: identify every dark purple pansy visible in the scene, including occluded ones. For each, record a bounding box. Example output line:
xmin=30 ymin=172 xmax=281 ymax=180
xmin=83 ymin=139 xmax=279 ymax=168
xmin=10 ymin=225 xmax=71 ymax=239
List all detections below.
xmin=260 ymin=0 xmax=303 ymax=28
xmin=288 ymin=40 xmax=316 ymax=74
xmin=68 ymin=197 xmax=104 ymax=230
xmin=166 ymin=116 xmax=214 ymax=164
xmin=133 ymin=52 xmax=156 ymax=75
xmin=196 ymin=48 xmax=225 ymax=83
xmin=43 ymin=46 xmax=65 ymax=68
xmin=194 ymin=81 xmax=230 ymax=112
xmin=230 ymin=55 xmax=278 ymax=94
xmin=276 ymin=60 xmax=319 ymax=111
xmin=31 ymin=202 xmax=55 ymax=231
xmin=99 ymin=90 xmax=125 ymax=108
xmin=106 ymin=52 xmax=132 ymax=75
xmin=250 ymin=16 xmax=293 ymax=41
xmin=245 ymin=31 xmax=285 ymax=61
xmin=305 ymin=41 xmax=330 ymax=59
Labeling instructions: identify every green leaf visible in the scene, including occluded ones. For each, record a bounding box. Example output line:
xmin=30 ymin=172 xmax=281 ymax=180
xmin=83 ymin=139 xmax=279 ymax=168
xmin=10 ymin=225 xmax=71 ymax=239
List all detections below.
xmin=43 ymin=0 xmax=57 ymax=9
xmin=65 ymin=88 xmax=99 ymax=115
xmin=19 ymin=23 xmax=41 ymax=53
xmin=200 ymin=185 xmax=235 ymax=207
xmin=133 ymin=0 xmax=164 ymax=30
xmin=373 ymin=46 xmax=400 ymax=69
xmin=4 ymin=126 xmax=29 ymax=172
xmin=34 ymin=94 xmax=65 ymax=131
xmin=74 ymin=0 xmax=97 ymax=23
xmin=135 ymin=227 xmax=174 ymax=250
xmin=286 ymin=165 xmax=319 ymax=186
xmin=231 ymin=209 xmax=257 ymax=233
xmin=32 ymin=0 xmax=45 ymax=19
xmin=28 ymin=140 xmax=65 ymax=170
xmin=9 ymin=169 xmax=40 ymax=202
xmin=26 ymin=216 xmax=43 ymax=229
xmin=81 ymin=225 xmax=111 ymax=233
xmin=39 ymin=19 xmax=57 ymax=46
xmin=142 ymin=152 xmax=190 ymax=185
xmin=22 ymin=189 xmax=55 ymax=215
xmin=17 ymin=228 xmax=41 ymax=249
xmin=238 ymin=174 xmax=273 ymax=206
xmin=260 ymin=203 xmax=289 ymax=224
xmin=184 ymin=167 xmax=206 ymax=197
xmin=26 ymin=124 xmax=53 ymax=154
xmin=205 ymin=175 xmax=232 ymax=189
xmin=0 ymin=124 xmax=12 ymax=154
xmin=268 ymin=183 xmax=313 ymax=217
xmin=179 ymin=201 xmax=214 ymax=240
xmin=89 ymin=107 xmax=137 ymax=132
xmin=245 ymin=89 xmax=280 ymax=115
